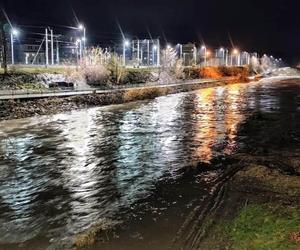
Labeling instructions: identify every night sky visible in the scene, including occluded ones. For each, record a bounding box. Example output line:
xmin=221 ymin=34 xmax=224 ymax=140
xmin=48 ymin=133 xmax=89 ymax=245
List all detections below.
xmin=1 ymin=0 xmax=299 ymax=64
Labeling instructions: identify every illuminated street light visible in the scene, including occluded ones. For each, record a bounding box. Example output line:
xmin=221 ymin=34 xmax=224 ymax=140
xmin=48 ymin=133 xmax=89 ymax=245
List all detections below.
xmin=124 ymin=40 xmax=130 ymax=47
xmin=220 ymin=47 xmax=225 ymax=65
xmin=177 ymin=43 xmax=183 ymax=60
xmin=201 ymin=45 xmax=207 ymax=66
xmin=152 ymin=45 xmax=158 ymax=66
xmin=123 ymin=39 xmax=130 ymax=66
xmin=11 ymin=28 xmax=19 ymax=65
xmin=12 ymin=29 xmax=19 ymax=36
xmin=232 ymin=49 xmax=240 ymax=66
xmin=78 ymin=24 xmax=86 ymax=52
xmin=232 ymin=49 xmax=239 ymax=55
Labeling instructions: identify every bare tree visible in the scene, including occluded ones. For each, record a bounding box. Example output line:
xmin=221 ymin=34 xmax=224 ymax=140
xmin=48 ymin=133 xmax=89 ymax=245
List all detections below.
xmin=159 ymin=47 xmax=184 ymax=82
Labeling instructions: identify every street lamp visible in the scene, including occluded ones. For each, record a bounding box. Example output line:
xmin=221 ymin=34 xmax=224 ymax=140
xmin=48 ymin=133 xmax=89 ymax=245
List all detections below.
xmin=152 ymin=45 xmax=157 ymax=66
xmin=219 ymin=48 xmax=225 ymax=66
xmin=123 ymin=39 xmax=129 ymax=66
xmin=201 ymin=45 xmax=207 ymax=66
xmin=206 ymin=50 xmax=211 ymax=66
xmin=78 ymin=24 xmax=86 ymax=52
xmin=177 ymin=43 xmax=183 ymax=60
xmin=232 ymin=49 xmax=240 ymax=66
xmin=11 ymin=28 xmax=19 ymax=65
xmin=76 ymin=39 xmax=82 ymax=62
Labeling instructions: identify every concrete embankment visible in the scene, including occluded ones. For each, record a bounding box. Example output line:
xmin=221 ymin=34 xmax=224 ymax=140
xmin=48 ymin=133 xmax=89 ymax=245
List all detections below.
xmin=0 ymin=78 xmax=245 ymax=121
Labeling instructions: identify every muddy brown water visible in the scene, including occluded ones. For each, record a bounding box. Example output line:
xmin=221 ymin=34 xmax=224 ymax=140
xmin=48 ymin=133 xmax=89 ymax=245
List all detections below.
xmin=0 ymin=80 xmax=299 ymax=250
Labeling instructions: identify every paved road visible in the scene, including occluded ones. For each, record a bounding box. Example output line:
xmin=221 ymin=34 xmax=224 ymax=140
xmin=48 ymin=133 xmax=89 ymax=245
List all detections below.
xmin=0 ymin=79 xmax=217 ymax=100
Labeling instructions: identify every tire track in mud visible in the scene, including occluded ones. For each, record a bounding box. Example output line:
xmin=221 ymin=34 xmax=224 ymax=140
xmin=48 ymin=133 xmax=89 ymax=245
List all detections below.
xmin=171 ymin=152 xmax=256 ymax=250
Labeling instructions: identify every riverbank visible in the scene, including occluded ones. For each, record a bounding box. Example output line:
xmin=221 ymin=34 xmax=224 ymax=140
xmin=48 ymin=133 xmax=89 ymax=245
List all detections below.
xmin=0 ymin=77 xmax=246 ymax=121
xmin=196 ymin=108 xmax=300 ymax=249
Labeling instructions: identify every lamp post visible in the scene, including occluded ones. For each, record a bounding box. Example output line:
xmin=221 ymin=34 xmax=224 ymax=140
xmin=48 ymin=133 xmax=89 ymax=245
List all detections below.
xmin=201 ymin=45 xmax=207 ymax=66
xmin=123 ymin=39 xmax=129 ymax=66
xmin=153 ymin=45 xmax=157 ymax=66
xmin=157 ymin=39 xmax=160 ymax=67
xmin=220 ymin=48 xmax=225 ymax=66
xmin=177 ymin=43 xmax=183 ymax=60
xmin=78 ymin=24 xmax=86 ymax=52
xmin=206 ymin=50 xmax=211 ymax=66
xmin=76 ymin=39 xmax=82 ymax=62
xmin=10 ymin=28 xmax=19 ymax=65
xmin=232 ymin=49 xmax=239 ymax=66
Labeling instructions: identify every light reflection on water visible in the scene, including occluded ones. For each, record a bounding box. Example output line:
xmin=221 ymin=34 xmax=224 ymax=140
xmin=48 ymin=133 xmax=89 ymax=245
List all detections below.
xmin=0 ymin=82 xmax=284 ymax=244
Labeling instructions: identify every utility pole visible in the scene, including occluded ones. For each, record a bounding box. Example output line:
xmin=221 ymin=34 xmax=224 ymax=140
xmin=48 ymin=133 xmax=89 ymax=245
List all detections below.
xmin=50 ymin=29 xmax=54 ymax=65
xmin=45 ymin=28 xmax=49 ymax=67
xmin=137 ymin=40 xmax=140 ymax=67
xmin=83 ymin=27 xmax=86 ymax=53
xmin=0 ymin=23 xmax=8 ymax=74
xmin=147 ymin=40 xmax=150 ymax=66
xmin=193 ymin=46 xmax=197 ymax=63
xmin=123 ymin=41 xmax=126 ymax=66
xmin=179 ymin=44 xmax=183 ymax=60
xmin=79 ymin=39 xmax=82 ymax=60
xmin=157 ymin=39 xmax=160 ymax=67
xmin=10 ymin=33 xmax=14 ymax=65
xmin=56 ymin=38 xmax=59 ymax=64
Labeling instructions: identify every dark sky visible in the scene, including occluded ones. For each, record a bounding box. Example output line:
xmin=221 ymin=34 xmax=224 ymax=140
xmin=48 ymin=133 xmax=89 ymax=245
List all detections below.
xmin=1 ymin=0 xmax=299 ymax=64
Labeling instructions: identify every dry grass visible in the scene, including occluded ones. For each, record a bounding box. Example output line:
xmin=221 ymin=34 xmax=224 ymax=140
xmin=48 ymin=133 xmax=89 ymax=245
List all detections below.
xmin=184 ymin=66 xmax=250 ymax=81
xmin=235 ymin=163 xmax=300 ymax=197
xmin=123 ymin=87 xmax=167 ymax=102
xmin=74 ymin=218 xmax=119 ymax=249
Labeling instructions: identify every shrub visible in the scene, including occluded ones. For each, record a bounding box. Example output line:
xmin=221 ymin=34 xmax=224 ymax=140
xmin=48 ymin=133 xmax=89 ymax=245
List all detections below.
xmin=184 ymin=66 xmax=249 ymax=81
xmin=121 ymin=69 xmax=152 ymax=84
xmin=79 ymin=48 xmax=110 ymax=86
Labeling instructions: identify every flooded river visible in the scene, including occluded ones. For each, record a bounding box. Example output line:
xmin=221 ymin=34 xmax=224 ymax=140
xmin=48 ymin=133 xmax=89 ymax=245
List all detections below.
xmin=0 ymin=80 xmax=299 ymax=250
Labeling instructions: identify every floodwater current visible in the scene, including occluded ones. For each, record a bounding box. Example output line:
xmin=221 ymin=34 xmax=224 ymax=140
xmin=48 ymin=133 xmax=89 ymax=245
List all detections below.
xmin=0 ymin=80 xmax=299 ymax=249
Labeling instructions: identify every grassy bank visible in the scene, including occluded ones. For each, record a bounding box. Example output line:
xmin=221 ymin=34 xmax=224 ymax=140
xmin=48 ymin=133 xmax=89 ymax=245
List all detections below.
xmin=197 ymin=103 xmax=300 ymax=250
xmin=227 ymin=204 xmax=300 ymax=250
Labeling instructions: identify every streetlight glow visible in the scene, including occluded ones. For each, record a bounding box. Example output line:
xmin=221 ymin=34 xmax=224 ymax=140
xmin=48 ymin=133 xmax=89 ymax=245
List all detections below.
xmin=233 ymin=49 xmax=239 ymax=55
xmin=78 ymin=24 xmax=84 ymax=30
xmin=124 ymin=40 xmax=130 ymax=46
xmin=12 ymin=28 xmax=19 ymax=36
xmin=10 ymin=27 xmax=20 ymax=65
